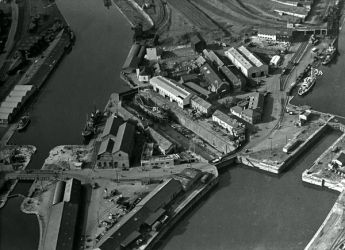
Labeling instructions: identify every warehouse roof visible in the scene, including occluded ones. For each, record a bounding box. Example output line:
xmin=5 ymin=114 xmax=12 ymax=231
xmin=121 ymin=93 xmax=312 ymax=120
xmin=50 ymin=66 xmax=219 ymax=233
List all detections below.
xmin=150 ymin=76 xmax=192 ymax=100
xmin=183 ymin=81 xmax=211 ymax=97
xmin=238 ymin=46 xmax=263 ymax=68
xmin=98 ymin=138 xmax=116 ymax=156
xmin=191 ymin=95 xmax=212 ymax=110
xmin=226 ymin=47 xmax=252 ymax=70
xmin=213 ymin=110 xmax=245 ymax=129
xmin=113 ymin=122 xmax=135 ymax=154
xmin=148 ymin=127 xmax=174 ymax=154
xmin=220 ymin=66 xmax=244 ymax=84
xmin=102 ymin=115 xmax=123 ymax=138
xmin=43 ymin=202 xmax=79 ymax=250
xmin=137 ymin=178 xmax=182 ymax=212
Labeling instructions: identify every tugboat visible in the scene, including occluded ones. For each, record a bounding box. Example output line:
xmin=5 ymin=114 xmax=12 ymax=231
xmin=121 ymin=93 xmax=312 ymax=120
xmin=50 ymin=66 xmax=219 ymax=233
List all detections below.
xmin=322 ymin=45 xmax=336 ymax=65
xmin=82 ymin=117 xmax=96 ymax=141
xmin=17 ymin=115 xmax=30 ymax=131
xmin=298 ymin=68 xmax=317 ymax=96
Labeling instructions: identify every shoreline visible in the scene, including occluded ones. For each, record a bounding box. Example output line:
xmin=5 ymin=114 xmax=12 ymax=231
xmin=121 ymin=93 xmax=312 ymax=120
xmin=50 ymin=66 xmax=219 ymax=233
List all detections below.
xmin=0 ymin=145 xmax=36 ymax=209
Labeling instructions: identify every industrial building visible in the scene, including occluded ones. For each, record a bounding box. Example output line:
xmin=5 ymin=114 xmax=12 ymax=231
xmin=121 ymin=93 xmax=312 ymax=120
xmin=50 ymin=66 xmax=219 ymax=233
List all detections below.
xmin=122 ymin=43 xmax=146 ymax=72
xmin=96 ymin=178 xmax=183 ymax=249
xmin=150 ymin=76 xmax=192 ymax=109
xmin=212 ymin=110 xmax=246 ymax=136
xmin=0 ymin=85 xmax=34 ymax=124
xmin=147 ymin=127 xmax=175 ymax=155
xmin=230 ymin=92 xmax=265 ymax=124
xmin=182 ymin=81 xmax=213 ymax=100
xmin=258 ymin=28 xmax=292 ymax=43
xmin=173 ymin=168 xmax=203 ymax=191
xmin=141 ymin=155 xmax=176 ymax=168
xmin=190 ymin=34 xmax=206 ymax=53
xmin=97 ymin=122 xmax=135 ymax=169
xmin=101 ymin=115 xmax=124 ymax=139
xmin=44 ymin=179 xmax=81 ymax=250
xmin=200 ymin=63 xmax=229 ymax=94
xmin=219 ymin=65 xmax=246 ymax=91
xmin=225 ymin=46 xmax=268 ymax=79
xmin=203 ymin=49 xmax=224 ymax=67
xmin=190 ymin=95 xmax=213 ymax=115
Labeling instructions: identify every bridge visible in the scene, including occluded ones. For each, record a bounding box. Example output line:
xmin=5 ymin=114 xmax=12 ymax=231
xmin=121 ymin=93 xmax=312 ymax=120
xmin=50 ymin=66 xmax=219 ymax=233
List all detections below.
xmin=3 ymin=169 xmax=82 ymax=181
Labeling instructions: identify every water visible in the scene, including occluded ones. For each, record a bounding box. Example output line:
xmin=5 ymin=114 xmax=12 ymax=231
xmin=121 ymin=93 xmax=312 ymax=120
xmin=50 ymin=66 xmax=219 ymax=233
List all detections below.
xmin=291 ymin=20 xmax=345 ymax=117
xmin=0 ymin=0 xmax=345 ymax=249
xmin=161 ymin=130 xmax=340 ymax=250
xmin=0 ymin=0 xmax=131 ymax=249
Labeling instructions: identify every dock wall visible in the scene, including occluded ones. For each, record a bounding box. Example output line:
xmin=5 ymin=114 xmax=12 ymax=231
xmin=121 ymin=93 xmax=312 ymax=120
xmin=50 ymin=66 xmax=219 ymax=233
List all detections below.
xmin=238 ymin=123 xmax=330 ymax=174
xmin=144 ymin=176 xmax=219 ymax=250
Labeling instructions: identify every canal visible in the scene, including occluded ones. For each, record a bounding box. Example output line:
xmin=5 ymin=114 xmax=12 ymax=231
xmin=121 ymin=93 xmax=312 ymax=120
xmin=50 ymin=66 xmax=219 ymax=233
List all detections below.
xmin=0 ymin=0 xmax=131 ymax=249
xmin=0 ymin=1 xmax=344 ymax=250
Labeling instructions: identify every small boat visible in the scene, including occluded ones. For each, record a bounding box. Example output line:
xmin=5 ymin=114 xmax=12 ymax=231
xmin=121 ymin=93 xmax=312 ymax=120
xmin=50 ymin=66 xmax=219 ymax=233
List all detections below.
xmin=322 ymin=46 xmax=336 ymax=65
xmin=17 ymin=115 xmax=30 ymax=131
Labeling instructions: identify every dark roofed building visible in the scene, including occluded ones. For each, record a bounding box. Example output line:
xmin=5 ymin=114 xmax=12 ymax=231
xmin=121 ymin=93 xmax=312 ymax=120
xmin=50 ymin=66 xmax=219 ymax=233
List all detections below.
xmin=190 ymin=34 xmax=206 ymax=53
xmin=122 ymin=44 xmax=146 ymax=72
xmin=220 ymin=66 xmax=246 ymax=91
xmin=200 ymin=63 xmax=229 ymax=94
xmin=183 ymin=81 xmax=213 ymax=100
xmin=43 ymin=202 xmax=79 ymax=250
xmin=96 ymin=178 xmax=183 ymax=249
xmin=102 ymin=115 xmax=124 ymax=139
xmin=335 ymin=152 xmax=345 ymax=167
xmin=137 ymin=178 xmax=183 ymax=212
xmin=142 ymin=208 xmax=166 ymax=229
xmin=97 ymin=122 xmax=136 ymax=169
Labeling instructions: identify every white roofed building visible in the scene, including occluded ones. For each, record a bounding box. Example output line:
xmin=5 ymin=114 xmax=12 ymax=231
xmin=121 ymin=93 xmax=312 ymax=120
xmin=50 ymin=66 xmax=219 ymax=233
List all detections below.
xmin=225 ymin=46 xmax=268 ymax=79
xmin=150 ymin=76 xmax=192 ymax=109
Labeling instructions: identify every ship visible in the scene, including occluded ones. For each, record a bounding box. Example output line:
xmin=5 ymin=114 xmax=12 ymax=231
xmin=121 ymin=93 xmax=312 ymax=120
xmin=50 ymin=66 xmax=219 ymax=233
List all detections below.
xmin=17 ymin=115 xmax=30 ymax=131
xmin=81 ymin=109 xmax=103 ymax=140
xmin=322 ymin=45 xmax=336 ymax=65
xmin=298 ymin=68 xmax=317 ymax=96
xmin=134 ymin=94 xmax=168 ymax=121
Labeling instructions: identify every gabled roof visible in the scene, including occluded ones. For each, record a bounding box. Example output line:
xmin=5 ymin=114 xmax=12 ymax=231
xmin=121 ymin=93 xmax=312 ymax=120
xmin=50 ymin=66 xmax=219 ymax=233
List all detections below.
xmin=102 ymin=115 xmax=123 ymax=138
xmin=113 ymin=122 xmax=135 ymax=154
xmin=336 ymin=152 xmax=345 ymax=165
xmin=137 ymin=178 xmax=182 ymax=212
xmin=98 ymin=137 xmax=116 ymax=156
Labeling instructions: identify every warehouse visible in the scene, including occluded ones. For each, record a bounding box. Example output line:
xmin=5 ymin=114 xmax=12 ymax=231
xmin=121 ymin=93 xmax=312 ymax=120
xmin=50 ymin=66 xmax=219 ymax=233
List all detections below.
xmin=147 ymin=127 xmax=175 ymax=155
xmin=219 ymin=65 xmax=246 ymax=90
xmin=225 ymin=46 xmax=268 ymax=79
xmin=212 ymin=110 xmax=246 ymax=136
xmin=97 ymin=122 xmax=135 ymax=169
xmin=200 ymin=63 xmax=229 ymax=94
xmin=97 ymin=178 xmax=183 ymax=249
xmin=190 ymin=95 xmax=213 ymax=115
xmin=122 ymin=43 xmax=146 ymax=72
xmin=182 ymin=81 xmax=213 ymax=100
xmin=150 ymin=76 xmax=192 ymax=109
xmin=258 ymin=29 xmax=292 ymax=43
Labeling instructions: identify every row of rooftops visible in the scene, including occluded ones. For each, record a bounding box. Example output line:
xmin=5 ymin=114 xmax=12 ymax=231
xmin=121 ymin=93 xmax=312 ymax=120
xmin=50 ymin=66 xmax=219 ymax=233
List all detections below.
xmin=98 ymin=115 xmax=135 ymax=156
xmin=0 ymin=85 xmax=34 ymax=122
xmin=226 ymin=46 xmax=266 ymax=71
xmin=213 ymin=110 xmax=246 ymax=130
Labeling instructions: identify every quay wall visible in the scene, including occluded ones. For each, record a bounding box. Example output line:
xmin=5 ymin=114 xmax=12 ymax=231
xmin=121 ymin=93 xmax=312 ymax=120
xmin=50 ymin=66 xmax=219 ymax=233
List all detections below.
xmin=127 ymin=0 xmax=154 ymax=27
xmin=238 ymin=123 xmax=330 ymax=174
xmin=144 ymin=176 xmax=219 ymax=250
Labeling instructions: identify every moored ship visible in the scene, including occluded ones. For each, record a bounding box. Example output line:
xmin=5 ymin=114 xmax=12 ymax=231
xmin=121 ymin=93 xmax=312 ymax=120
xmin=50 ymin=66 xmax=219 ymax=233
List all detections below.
xmin=134 ymin=94 xmax=168 ymax=121
xmin=322 ymin=45 xmax=336 ymax=65
xmin=298 ymin=68 xmax=317 ymax=96
xmin=16 ymin=115 xmax=31 ymax=131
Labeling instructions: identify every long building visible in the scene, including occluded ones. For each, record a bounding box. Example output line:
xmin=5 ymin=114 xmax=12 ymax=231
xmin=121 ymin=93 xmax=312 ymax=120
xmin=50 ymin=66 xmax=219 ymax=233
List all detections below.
xmin=200 ymin=63 xmax=229 ymax=94
xmin=96 ymin=178 xmax=183 ymax=249
xmin=150 ymin=76 xmax=192 ymax=109
xmin=225 ymin=46 xmax=268 ymax=79
xmin=212 ymin=110 xmax=246 ymax=137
